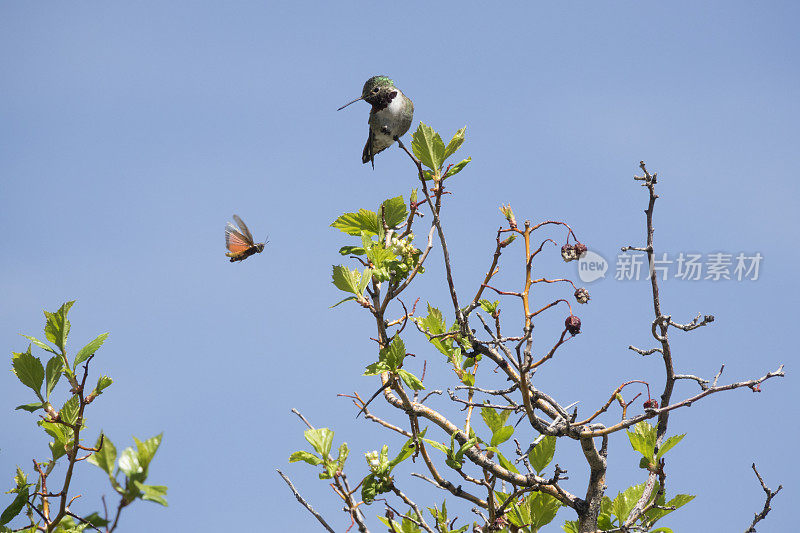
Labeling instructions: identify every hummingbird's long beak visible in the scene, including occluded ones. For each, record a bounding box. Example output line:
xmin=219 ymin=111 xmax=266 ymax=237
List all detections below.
xmin=337 ymin=96 xmax=364 ymax=111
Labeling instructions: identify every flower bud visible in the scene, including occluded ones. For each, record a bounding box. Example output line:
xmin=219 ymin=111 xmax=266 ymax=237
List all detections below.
xmin=643 ymin=399 xmax=659 ymax=409
xmin=573 ymin=242 xmax=588 ymax=258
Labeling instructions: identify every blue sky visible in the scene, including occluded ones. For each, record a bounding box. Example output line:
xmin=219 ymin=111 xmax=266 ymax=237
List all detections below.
xmin=1 ymin=1 xmax=797 ymax=531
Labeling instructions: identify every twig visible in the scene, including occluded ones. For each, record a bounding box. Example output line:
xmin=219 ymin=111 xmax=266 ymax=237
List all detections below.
xmin=744 ymin=464 xmax=782 ymax=532
xmin=277 ymin=470 xmax=336 ymax=533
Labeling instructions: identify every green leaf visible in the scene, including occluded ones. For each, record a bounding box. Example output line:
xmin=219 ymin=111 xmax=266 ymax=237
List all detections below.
xmin=478 ymin=299 xmax=499 ymax=315
xmin=363 ymin=360 xmax=391 ymax=376
xmin=134 ymin=433 xmax=163 ymax=473
xmin=132 ymin=481 xmax=168 ymax=506
xmin=12 ymin=346 xmax=44 ymax=397
xmin=528 ymin=435 xmax=556 ymax=474
xmin=490 ymin=425 xmax=514 ymax=447
xmin=289 ymin=450 xmax=323 ymax=466
xmin=44 ymin=356 xmax=63 ymax=400
xmin=82 ymin=512 xmax=110 ymax=527
xmin=357 ymin=268 xmax=373 ymax=294
xmin=304 ymin=428 xmax=334 ymax=458
xmin=332 ymin=265 xmax=363 ymax=295
xmin=15 ymin=402 xmax=43 ymax=412
xmin=88 ymin=434 xmax=117 ymax=476
xmin=336 ymin=442 xmax=349 ymax=471
xmin=388 ymin=430 xmax=424 ymax=468
xmin=443 ymin=157 xmax=471 ymax=179
xmin=397 ymin=369 xmax=425 ymax=391
xmin=118 ymin=446 xmax=142 ymax=478
xmin=0 ymin=486 xmax=29 ymax=525
xmin=411 ymin=123 xmax=446 ymax=172
xmin=528 ymin=492 xmax=561 ymax=530
xmin=60 ymin=395 xmax=80 ymax=426
xmin=562 ymin=520 xmax=579 ymax=533
xmin=331 ymin=296 xmax=357 ymax=308
xmin=489 ymin=448 xmax=519 ymax=474
xmin=422 ymin=438 xmax=449 ymax=455
xmin=382 ymin=336 xmax=406 ymax=371
xmin=610 ymin=483 xmax=646 ymax=523
xmin=656 ymin=433 xmax=685 ymax=460
xmin=379 ymin=196 xmax=407 ymax=229
xmin=40 ymin=421 xmax=72 ymax=460
xmin=74 ymin=332 xmax=109 ymax=368
xmin=339 ymin=245 xmax=366 ymax=256
xmin=443 ymin=126 xmax=466 ymax=161
xmin=43 ymin=301 xmax=75 ymax=351
xmin=91 ymin=375 xmax=113 ymax=397
xmin=14 ymin=467 xmax=27 ymax=488
xmin=627 ymin=421 xmax=657 ymax=459
xmin=20 ymin=334 xmax=57 ymax=355
xmin=480 ymin=405 xmax=510 ymax=434
xmin=366 ymin=244 xmax=396 ymax=269
xmin=331 ymin=210 xmax=379 ymax=236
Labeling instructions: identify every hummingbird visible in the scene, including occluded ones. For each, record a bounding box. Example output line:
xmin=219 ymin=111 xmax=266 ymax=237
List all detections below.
xmin=338 ymin=76 xmax=414 ymax=168
xmin=224 ymin=214 xmax=267 ymax=262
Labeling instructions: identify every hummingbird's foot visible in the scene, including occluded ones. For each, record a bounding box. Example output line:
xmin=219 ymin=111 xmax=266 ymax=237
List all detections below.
xmin=392 ymin=134 xmax=399 ymax=141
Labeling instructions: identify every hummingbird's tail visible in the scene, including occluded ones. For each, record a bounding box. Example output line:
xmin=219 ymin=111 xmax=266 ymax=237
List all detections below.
xmin=362 ymin=129 xmax=376 ymax=169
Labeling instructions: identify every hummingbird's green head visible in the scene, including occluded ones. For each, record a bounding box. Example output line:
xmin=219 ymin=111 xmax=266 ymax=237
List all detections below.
xmin=337 ymin=75 xmax=396 ymax=111
xmin=361 ymin=75 xmax=395 ymax=98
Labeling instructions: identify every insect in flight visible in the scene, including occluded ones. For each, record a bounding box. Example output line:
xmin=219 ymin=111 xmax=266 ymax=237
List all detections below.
xmin=225 ymin=214 xmax=267 ymax=262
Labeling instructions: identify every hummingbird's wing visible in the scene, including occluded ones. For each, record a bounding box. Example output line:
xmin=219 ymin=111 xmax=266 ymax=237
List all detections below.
xmin=232 ymin=214 xmax=255 ymax=243
xmin=362 ymin=128 xmax=375 ymax=169
xmin=225 ymin=222 xmax=253 ymax=253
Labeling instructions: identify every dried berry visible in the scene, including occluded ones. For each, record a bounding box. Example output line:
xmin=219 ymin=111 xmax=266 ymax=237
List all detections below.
xmin=574 ymin=287 xmax=591 ymax=304
xmin=561 ymin=244 xmax=578 ymax=262
xmin=643 ymin=399 xmax=659 ymax=409
xmin=573 ymin=242 xmax=588 ymax=258
xmin=565 ymin=315 xmax=581 ymax=335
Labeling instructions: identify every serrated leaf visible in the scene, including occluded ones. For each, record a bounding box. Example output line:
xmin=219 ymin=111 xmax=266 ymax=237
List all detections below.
xmin=118 ymin=446 xmax=142 ymax=478
xmin=11 ymin=347 xmax=44 ymax=397
xmin=289 ymin=450 xmax=323 ymax=466
xmin=443 ymin=157 xmax=471 ymax=179
xmin=528 ymin=492 xmax=561 ymax=530
xmin=132 ymin=481 xmax=168 ymax=506
xmin=379 ymin=196 xmax=407 ymax=229
xmin=332 ymin=265 xmax=362 ymax=295
xmin=382 ymin=336 xmax=406 ymax=371
xmin=44 ymin=356 xmax=63 ymax=400
xmin=92 ymin=375 xmax=113 ymax=396
xmin=339 ymin=245 xmax=366 ymax=256
xmin=562 ymin=520 xmax=579 ymax=533
xmin=489 ymin=448 xmax=519 ymax=474
xmin=331 ymin=210 xmax=379 ymax=236
xmin=610 ymin=483 xmax=646 ymax=523
xmin=60 ymin=395 xmax=80 ymax=426
xmin=134 ymin=433 xmax=162 ymax=473
xmin=74 ymin=332 xmax=109 ymax=368
xmin=627 ymin=421 xmax=657 ymax=459
xmin=304 ymin=428 xmax=334 ymax=457
xmin=388 ymin=430 xmax=424 ymax=468
xmin=43 ymin=301 xmax=75 ymax=351
xmin=0 ymin=486 xmax=29 ymax=525
xmin=656 ymin=433 xmax=685 ymax=460
xmin=528 ymin=435 xmax=556 ymax=474
xmin=82 ymin=512 xmax=110 ymax=527
xmin=20 ymin=334 xmax=57 ymax=355
xmin=422 ymin=438 xmax=449 ymax=455
xmin=443 ymin=126 xmax=466 ymax=161
xmin=490 ymin=425 xmax=514 ymax=447
xmin=15 ymin=402 xmax=43 ymax=412
xmin=364 ymin=360 xmax=391 ymax=376
xmin=397 ymin=369 xmax=425 ymax=391
xmin=87 ymin=434 xmax=117 ymax=476
xmin=411 ymin=123 xmax=445 ymax=172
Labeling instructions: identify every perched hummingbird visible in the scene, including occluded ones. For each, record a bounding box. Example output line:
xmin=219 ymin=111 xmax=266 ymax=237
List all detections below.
xmin=338 ymin=75 xmax=414 ymax=168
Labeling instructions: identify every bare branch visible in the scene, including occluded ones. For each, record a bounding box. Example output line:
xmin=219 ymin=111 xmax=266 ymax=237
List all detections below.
xmin=744 ymin=464 xmax=783 ymax=533
xmin=277 ymin=470 xmax=336 ymax=533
